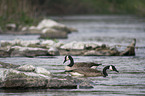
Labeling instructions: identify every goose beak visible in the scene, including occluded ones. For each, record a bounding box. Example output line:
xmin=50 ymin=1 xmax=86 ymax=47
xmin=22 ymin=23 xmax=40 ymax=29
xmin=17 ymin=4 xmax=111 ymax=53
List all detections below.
xmin=115 ymin=69 xmax=119 ymax=73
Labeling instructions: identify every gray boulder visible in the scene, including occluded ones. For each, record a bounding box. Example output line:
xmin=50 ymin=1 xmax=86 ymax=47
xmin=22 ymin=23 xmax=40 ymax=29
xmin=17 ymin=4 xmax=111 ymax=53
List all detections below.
xmin=35 ymin=67 xmax=51 ymax=76
xmin=40 ymin=40 xmax=56 ymax=48
xmin=17 ymin=65 xmax=35 ymax=72
xmin=27 ymin=19 xmax=77 ymax=39
xmin=0 ymin=68 xmax=51 ymax=88
xmin=40 ymin=28 xmax=68 ymax=39
xmin=48 ymin=47 xmax=60 ymax=56
xmin=59 ymin=39 xmax=136 ymax=56
xmin=83 ymin=49 xmax=119 ymax=56
xmin=10 ymin=46 xmax=49 ymax=57
xmin=0 ymin=39 xmax=136 ymax=57
xmin=0 ymin=62 xmax=93 ymax=89
xmin=0 ymin=48 xmax=10 ymax=57
xmin=120 ymin=38 xmax=136 ymax=56
xmin=60 ymin=41 xmax=85 ymax=50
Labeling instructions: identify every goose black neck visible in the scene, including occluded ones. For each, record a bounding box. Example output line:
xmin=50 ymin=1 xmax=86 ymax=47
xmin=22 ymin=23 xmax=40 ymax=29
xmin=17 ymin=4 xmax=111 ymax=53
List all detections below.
xmin=103 ymin=66 xmax=110 ymax=77
xmin=68 ymin=56 xmax=74 ymax=67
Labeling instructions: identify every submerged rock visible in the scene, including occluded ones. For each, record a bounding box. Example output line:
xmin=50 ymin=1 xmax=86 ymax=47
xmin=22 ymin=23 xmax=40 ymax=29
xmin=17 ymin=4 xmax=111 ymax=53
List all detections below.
xmin=46 ymin=78 xmax=77 ymax=89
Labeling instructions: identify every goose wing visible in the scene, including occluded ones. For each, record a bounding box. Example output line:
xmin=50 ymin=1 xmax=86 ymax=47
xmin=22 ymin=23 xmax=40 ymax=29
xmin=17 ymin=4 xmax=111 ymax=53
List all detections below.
xmin=73 ymin=62 xmax=102 ymax=68
xmin=71 ymin=68 xmax=103 ymax=77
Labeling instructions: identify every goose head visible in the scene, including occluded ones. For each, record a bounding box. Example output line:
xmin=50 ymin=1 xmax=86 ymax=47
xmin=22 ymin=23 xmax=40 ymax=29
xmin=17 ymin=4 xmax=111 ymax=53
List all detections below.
xmin=103 ymin=65 xmax=119 ymax=77
xmin=63 ymin=55 xmax=72 ymax=64
xmin=109 ymin=65 xmax=119 ymax=72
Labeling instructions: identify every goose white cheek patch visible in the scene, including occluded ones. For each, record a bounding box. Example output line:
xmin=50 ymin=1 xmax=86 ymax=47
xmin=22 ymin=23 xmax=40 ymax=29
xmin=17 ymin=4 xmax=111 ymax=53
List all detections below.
xmin=66 ymin=56 xmax=69 ymax=61
xmin=109 ymin=66 xmax=113 ymax=71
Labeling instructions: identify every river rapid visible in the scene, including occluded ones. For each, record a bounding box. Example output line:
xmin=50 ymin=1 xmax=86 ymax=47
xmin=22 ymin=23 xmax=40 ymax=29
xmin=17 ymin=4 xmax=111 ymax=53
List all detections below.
xmin=0 ymin=15 xmax=145 ymax=96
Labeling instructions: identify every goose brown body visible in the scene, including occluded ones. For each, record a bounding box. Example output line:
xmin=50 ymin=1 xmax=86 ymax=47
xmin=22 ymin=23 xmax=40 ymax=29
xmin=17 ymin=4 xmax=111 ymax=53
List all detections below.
xmin=73 ymin=62 xmax=101 ymax=68
xmin=63 ymin=55 xmax=102 ymax=71
xmin=69 ymin=68 xmax=103 ymax=77
xmin=66 ymin=65 xmax=119 ymax=77
xmin=65 ymin=62 xmax=102 ymax=70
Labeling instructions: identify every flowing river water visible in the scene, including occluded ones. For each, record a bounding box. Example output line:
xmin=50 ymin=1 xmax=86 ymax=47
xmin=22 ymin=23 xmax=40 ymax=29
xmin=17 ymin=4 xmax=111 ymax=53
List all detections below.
xmin=0 ymin=15 xmax=145 ymax=96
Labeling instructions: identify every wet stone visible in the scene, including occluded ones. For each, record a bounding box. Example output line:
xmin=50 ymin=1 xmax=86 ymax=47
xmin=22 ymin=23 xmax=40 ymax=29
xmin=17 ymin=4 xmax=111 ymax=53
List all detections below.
xmin=0 ymin=62 xmax=94 ymax=89
xmin=0 ymin=39 xmax=136 ymax=57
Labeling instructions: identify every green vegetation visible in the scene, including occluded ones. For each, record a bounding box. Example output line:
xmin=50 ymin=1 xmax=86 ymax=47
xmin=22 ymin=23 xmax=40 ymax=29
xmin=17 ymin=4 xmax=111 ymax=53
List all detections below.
xmin=0 ymin=0 xmax=145 ymax=31
xmin=0 ymin=0 xmax=39 ymax=31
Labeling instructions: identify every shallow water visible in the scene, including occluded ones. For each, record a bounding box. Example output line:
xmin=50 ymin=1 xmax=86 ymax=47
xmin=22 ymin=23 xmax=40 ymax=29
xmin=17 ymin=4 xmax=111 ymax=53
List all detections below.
xmin=0 ymin=15 xmax=145 ymax=96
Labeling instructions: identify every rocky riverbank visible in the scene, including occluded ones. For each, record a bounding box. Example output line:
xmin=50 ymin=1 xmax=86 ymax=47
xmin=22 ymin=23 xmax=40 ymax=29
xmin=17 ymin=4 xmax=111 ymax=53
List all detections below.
xmin=0 ymin=39 xmax=136 ymax=57
xmin=0 ymin=19 xmax=77 ymax=39
xmin=0 ymin=62 xmax=93 ymax=89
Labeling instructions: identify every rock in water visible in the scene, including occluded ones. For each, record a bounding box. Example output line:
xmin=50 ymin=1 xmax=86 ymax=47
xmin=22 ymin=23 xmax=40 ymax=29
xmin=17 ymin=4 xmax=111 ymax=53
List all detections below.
xmin=0 ymin=39 xmax=136 ymax=57
xmin=37 ymin=19 xmax=65 ymax=28
xmin=48 ymin=47 xmax=59 ymax=56
xmin=17 ymin=65 xmax=35 ymax=72
xmin=120 ymin=39 xmax=136 ymax=56
xmin=10 ymin=46 xmax=49 ymax=57
xmin=60 ymin=41 xmax=85 ymax=50
xmin=27 ymin=19 xmax=77 ymax=39
xmin=40 ymin=28 xmax=68 ymax=39
xmin=35 ymin=67 xmax=51 ymax=76
xmin=0 ymin=62 xmax=93 ymax=89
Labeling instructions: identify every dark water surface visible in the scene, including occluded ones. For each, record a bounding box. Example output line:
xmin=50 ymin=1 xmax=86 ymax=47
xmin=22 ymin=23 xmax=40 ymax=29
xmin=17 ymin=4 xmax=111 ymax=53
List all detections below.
xmin=0 ymin=15 xmax=145 ymax=96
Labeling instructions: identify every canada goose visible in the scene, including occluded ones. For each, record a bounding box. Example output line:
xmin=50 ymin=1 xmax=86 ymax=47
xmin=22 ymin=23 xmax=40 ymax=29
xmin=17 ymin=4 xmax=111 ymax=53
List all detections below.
xmin=63 ymin=55 xmax=102 ymax=71
xmin=65 ymin=65 xmax=119 ymax=77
